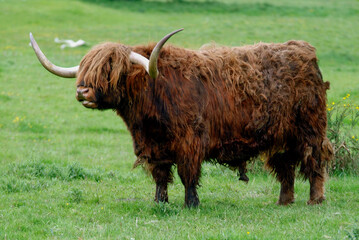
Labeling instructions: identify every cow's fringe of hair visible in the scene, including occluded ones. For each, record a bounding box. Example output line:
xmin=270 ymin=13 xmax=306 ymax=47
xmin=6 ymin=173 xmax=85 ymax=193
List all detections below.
xmin=77 ymin=43 xmax=132 ymax=95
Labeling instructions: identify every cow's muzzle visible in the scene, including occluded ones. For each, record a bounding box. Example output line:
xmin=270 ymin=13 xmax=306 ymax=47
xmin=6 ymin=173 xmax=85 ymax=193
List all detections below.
xmin=76 ymin=87 xmax=98 ymax=109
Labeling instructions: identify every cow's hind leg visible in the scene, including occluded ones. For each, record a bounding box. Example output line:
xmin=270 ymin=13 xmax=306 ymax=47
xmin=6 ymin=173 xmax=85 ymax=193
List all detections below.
xmin=302 ymin=138 xmax=333 ymax=205
xmin=238 ymin=159 xmax=249 ymax=183
xmin=149 ymin=163 xmax=173 ymax=203
xmin=308 ymin=170 xmax=326 ymax=205
xmin=267 ymin=150 xmax=298 ymax=205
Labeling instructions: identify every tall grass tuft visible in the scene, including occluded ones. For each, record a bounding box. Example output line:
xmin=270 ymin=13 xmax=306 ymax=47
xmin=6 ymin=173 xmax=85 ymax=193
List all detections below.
xmin=327 ymin=94 xmax=359 ymax=175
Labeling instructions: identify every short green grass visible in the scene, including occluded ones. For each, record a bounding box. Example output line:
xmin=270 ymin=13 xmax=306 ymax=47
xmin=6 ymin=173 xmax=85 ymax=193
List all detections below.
xmin=1 ymin=0 xmax=359 ymax=239
xmin=1 ymin=160 xmax=359 ymax=239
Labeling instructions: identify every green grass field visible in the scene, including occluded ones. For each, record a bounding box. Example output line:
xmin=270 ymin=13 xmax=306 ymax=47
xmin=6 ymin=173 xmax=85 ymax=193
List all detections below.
xmin=1 ymin=0 xmax=359 ymax=239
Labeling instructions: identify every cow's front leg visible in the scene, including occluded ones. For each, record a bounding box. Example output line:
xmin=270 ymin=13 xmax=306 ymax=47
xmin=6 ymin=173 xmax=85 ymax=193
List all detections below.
xmin=177 ymin=162 xmax=201 ymax=208
xmin=185 ymin=182 xmax=199 ymax=208
xmin=149 ymin=163 xmax=173 ymax=203
xmin=155 ymin=183 xmax=168 ymax=203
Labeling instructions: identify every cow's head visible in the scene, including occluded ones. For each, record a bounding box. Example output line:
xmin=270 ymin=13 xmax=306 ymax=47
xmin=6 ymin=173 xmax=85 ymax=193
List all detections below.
xmin=30 ymin=29 xmax=183 ymax=110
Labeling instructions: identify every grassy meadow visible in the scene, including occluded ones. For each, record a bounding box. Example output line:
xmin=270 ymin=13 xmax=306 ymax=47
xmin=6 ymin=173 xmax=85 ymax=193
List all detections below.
xmin=1 ymin=0 xmax=359 ymax=239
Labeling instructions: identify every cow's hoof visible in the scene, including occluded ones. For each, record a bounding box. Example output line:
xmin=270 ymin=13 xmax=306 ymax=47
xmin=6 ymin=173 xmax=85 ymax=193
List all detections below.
xmin=155 ymin=187 xmax=168 ymax=203
xmin=307 ymin=196 xmax=325 ymax=205
xmin=276 ymin=199 xmax=295 ymax=206
xmin=185 ymin=198 xmax=200 ymax=208
xmin=155 ymin=198 xmax=168 ymax=204
xmin=238 ymin=174 xmax=249 ymax=183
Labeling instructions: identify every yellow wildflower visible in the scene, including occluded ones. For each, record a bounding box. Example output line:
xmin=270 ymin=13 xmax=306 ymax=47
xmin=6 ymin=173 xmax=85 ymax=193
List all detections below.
xmin=13 ymin=116 xmax=20 ymax=123
xmin=332 ymin=102 xmax=335 ymax=105
xmin=352 ymin=136 xmax=355 ymax=139
xmin=259 ymin=153 xmax=267 ymax=162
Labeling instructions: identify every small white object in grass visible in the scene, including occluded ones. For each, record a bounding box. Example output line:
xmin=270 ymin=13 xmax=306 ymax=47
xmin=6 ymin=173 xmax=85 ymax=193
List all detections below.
xmin=54 ymin=37 xmax=86 ymax=49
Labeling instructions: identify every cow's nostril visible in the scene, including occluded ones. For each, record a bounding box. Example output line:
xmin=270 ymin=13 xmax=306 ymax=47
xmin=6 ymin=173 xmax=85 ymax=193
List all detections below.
xmin=77 ymin=88 xmax=89 ymax=96
xmin=77 ymin=88 xmax=88 ymax=94
xmin=81 ymin=88 xmax=89 ymax=94
xmin=76 ymin=88 xmax=89 ymax=101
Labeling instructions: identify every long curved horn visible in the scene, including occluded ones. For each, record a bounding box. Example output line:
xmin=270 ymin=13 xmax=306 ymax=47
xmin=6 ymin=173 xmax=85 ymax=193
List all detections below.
xmin=148 ymin=28 xmax=183 ymax=79
xmin=30 ymin=33 xmax=78 ymax=78
xmin=129 ymin=52 xmax=149 ymax=73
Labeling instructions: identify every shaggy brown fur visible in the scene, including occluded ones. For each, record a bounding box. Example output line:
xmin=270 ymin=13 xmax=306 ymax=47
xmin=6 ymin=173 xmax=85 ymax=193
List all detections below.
xmin=76 ymin=40 xmax=333 ymax=207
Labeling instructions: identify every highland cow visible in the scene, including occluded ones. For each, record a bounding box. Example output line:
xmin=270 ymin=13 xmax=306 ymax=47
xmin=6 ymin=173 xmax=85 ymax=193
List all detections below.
xmin=30 ymin=29 xmax=333 ymax=207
